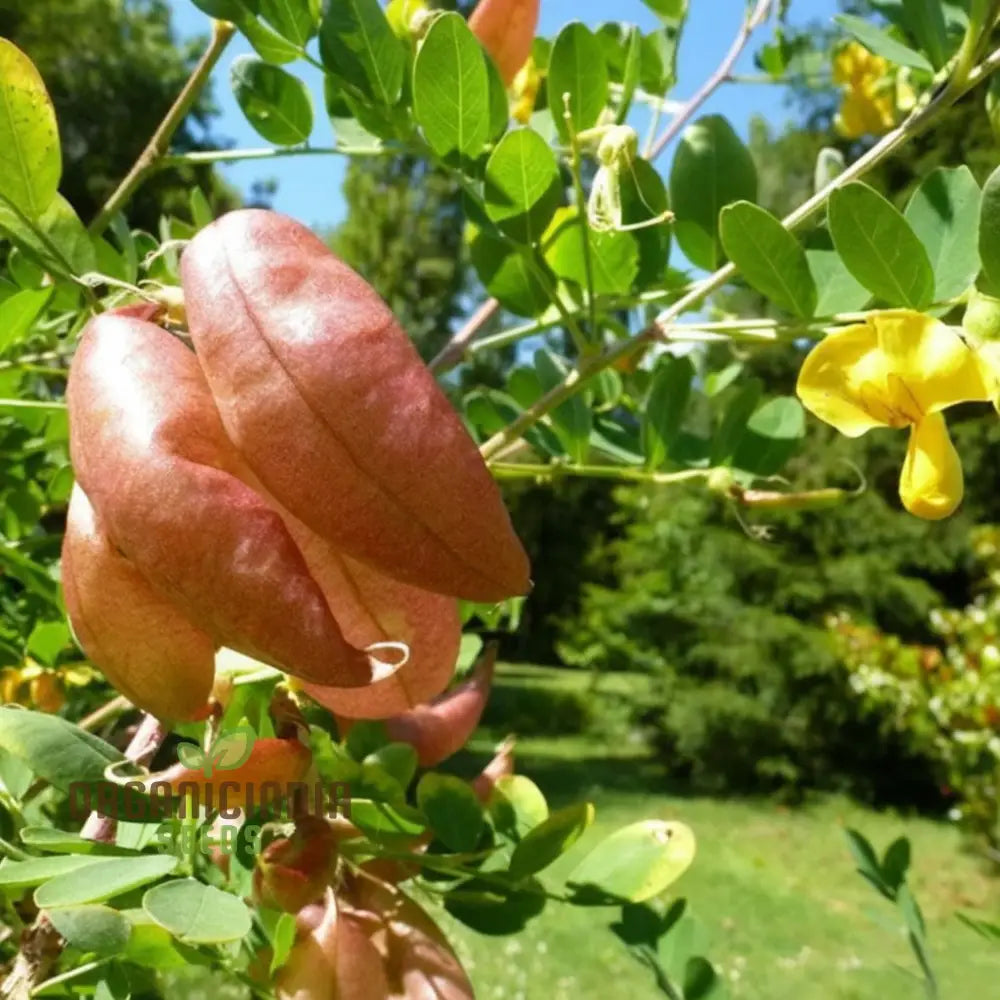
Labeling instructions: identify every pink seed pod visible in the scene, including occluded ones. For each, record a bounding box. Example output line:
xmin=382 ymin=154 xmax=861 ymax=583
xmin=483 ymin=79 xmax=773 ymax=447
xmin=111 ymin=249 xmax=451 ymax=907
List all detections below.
xmin=469 ymin=0 xmax=540 ymax=86
xmin=472 ymin=736 xmax=516 ymax=803
xmin=61 ymin=484 xmax=215 ymax=721
xmin=275 ymin=889 xmax=389 ymax=1000
xmin=382 ymin=647 xmax=496 ymax=767
xmin=180 ymin=209 xmax=530 ymax=603
xmin=66 ymin=314 xmax=379 ymax=692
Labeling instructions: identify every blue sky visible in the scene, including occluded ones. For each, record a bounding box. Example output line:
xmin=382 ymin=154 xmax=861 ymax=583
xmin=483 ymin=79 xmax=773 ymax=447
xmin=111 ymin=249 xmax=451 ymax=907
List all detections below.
xmin=168 ymin=0 xmax=841 ymax=229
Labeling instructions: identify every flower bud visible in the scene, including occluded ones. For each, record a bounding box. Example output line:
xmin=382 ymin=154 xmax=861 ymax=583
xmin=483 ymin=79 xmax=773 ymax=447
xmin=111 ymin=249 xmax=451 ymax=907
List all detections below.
xmin=254 ymin=817 xmax=337 ymax=913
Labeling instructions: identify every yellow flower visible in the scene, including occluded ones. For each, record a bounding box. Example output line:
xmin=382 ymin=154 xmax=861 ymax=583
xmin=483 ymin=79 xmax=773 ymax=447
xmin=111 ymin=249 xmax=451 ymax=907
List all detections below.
xmin=833 ymin=41 xmax=896 ymax=139
xmin=510 ymin=55 xmax=541 ymax=125
xmin=796 ymin=311 xmax=994 ymax=520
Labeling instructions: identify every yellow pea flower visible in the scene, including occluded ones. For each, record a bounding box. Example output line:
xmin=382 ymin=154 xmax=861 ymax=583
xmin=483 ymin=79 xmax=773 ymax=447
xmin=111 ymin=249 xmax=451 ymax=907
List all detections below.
xmin=833 ymin=41 xmax=896 ymax=139
xmin=796 ymin=311 xmax=994 ymax=520
xmin=510 ymin=55 xmax=541 ymax=125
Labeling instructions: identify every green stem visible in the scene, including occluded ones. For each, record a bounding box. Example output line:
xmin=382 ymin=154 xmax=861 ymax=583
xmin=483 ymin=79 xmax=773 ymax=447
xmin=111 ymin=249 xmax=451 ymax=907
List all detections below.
xmin=0 ymin=835 xmax=29 ymax=860
xmin=563 ymin=108 xmax=598 ymax=343
xmin=479 ymin=43 xmax=1000 ymax=461
xmin=489 ymin=463 xmax=716 ymax=486
xmin=88 ymin=19 xmax=237 ymax=235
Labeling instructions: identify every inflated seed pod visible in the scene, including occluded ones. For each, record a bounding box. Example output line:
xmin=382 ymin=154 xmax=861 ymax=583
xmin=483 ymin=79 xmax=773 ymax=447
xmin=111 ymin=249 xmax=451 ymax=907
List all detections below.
xmin=286 ymin=512 xmax=461 ymax=718
xmin=180 ymin=209 xmax=530 ymax=603
xmin=61 ymin=484 xmax=216 ymax=721
xmin=66 ymin=314 xmax=378 ymax=689
xmin=381 ymin=647 xmax=496 ymax=766
xmin=469 ymin=0 xmax=539 ymax=86
xmin=275 ymin=890 xmax=389 ymax=1000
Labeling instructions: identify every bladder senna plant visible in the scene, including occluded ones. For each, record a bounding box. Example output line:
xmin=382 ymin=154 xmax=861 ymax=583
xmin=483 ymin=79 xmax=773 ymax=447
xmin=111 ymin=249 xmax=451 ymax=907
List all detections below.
xmin=796 ymin=310 xmax=994 ymax=520
xmin=833 ymin=40 xmax=911 ymax=139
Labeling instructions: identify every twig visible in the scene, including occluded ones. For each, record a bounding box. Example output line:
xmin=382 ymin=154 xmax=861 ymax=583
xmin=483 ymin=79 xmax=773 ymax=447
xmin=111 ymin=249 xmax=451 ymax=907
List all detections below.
xmin=429 ymin=297 xmax=500 ymax=374
xmin=647 ymin=0 xmax=773 ymax=162
xmin=155 ymin=143 xmax=399 ymax=170
xmin=88 ymin=19 xmax=237 ymax=235
xmin=489 ymin=463 xmax=716 ymax=485
xmin=79 ymin=713 xmax=166 ymax=843
xmin=478 ymin=41 xmax=1000 ymax=461
xmin=78 ymin=695 xmax=132 ymax=734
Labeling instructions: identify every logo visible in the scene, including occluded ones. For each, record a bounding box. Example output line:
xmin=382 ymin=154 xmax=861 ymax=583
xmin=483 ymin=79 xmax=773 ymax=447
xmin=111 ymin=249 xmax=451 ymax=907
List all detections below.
xmin=175 ymin=725 xmax=256 ymax=777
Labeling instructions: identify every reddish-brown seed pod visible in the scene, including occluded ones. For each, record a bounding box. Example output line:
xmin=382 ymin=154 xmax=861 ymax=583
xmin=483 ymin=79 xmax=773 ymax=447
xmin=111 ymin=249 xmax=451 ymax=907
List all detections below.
xmin=469 ymin=0 xmax=540 ymax=86
xmin=180 ymin=209 xmax=530 ymax=603
xmin=382 ymin=648 xmax=496 ymax=767
xmin=66 ymin=314 xmax=379 ymax=689
xmin=343 ymin=880 xmax=474 ymax=1000
xmin=253 ymin=816 xmax=337 ymax=913
xmin=471 ymin=736 xmax=515 ymax=803
xmin=152 ymin=737 xmax=312 ymax=811
xmin=275 ymin=889 xmax=389 ymax=1000
xmin=287 ymin=515 xmax=461 ymax=718
xmin=61 ymin=485 xmax=216 ymax=721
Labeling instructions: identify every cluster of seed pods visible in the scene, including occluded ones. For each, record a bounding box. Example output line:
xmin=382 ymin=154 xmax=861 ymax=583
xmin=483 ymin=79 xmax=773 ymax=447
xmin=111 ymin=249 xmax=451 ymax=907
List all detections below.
xmin=63 ymin=209 xmax=529 ymax=724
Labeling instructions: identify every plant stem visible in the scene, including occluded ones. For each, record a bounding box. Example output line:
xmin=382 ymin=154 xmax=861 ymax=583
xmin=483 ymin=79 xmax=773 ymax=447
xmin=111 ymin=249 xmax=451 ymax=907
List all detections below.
xmin=647 ymin=0 xmax=774 ymax=161
xmin=156 ymin=143 xmax=399 ymax=171
xmin=78 ymin=694 xmax=132 ymax=733
xmin=429 ymin=297 xmax=500 ymax=373
xmin=88 ymin=19 xmax=237 ymax=236
xmin=479 ymin=42 xmax=1000 ymax=461
xmin=489 ymin=463 xmax=716 ymax=486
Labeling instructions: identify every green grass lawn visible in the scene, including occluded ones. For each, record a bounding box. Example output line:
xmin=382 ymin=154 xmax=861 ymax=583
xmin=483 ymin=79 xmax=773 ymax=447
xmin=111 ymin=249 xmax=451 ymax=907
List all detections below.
xmin=436 ymin=664 xmax=1000 ymax=1000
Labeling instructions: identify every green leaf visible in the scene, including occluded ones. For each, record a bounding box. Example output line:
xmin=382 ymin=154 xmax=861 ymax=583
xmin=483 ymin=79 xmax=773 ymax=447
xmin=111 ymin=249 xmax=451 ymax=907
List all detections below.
xmin=834 ymin=14 xmax=934 ymax=72
xmin=904 ymin=166 xmax=981 ymax=301
xmin=710 ymin=379 xmax=762 ymax=466
xmin=900 ymin=0 xmax=949 ymax=69
xmin=828 ymin=182 xmax=934 ymax=309
xmin=806 ymin=249 xmax=871 ymax=315
xmin=484 ymin=129 xmax=562 ymax=245
xmin=0 ymin=287 xmax=53 ymax=355
xmin=259 ymin=0 xmax=316 ymax=47
xmin=143 ymin=878 xmax=252 ymax=944
xmin=508 ymin=802 xmax=594 ymax=879
xmin=238 ymin=14 xmax=302 ymax=64
xmin=444 ymin=876 xmax=546 ymax=934
xmin=615 ymin=27 xmax=642 ymax=124
xmin=670 ymin=115 xmax=757 ymax=271
xmin=544 ymin=208 xmax=638 ymax=295
xmin=319 ymin=0 xmax=406 ymax=107
xmin=35 ymin=856 xmax=178 ymax=908
xmin=683 ymin=956 xmax=720 ymax=1000
xmin=45 ymin=905 xmax=131 ymax=956
xmin=0 ymin=193 xmax=96 ymax=280
xmin=568 ymin=820 xmax=695 ymax=903
xmin=642 ymin=354 xmax=694 ymax=469
xmin=488 ymin=774 xmax=549 ymax=839
xmin=548 ymin=23 xmax=609 ymax=142
xmin=231 ymin=56 xmax=313 ymax=145
xmin=363 ymin=742 xmax=418 ymax=790
xmin=18 ymin=828 xmax=127 ymax=856
xmin=465 ymin=387 xmax=564 ymax=458
xmin=881 ymin=836 xmax=911 ymax=892
xmin=535 ymin=348 xmax=591 ymax=463
xmin=897 ymin=882 xmax=927 ymax=941
xmin=0 ymin=707 xmax=122 ymax=791
xmin=345 ymin=719 xmax=388 ymax=760
xmin=122 ymin=910 xmax=190 ymax=969
xmin=844 ymin=828 xmax=892 ymax=899
xmin=979 ymin=165 xmax=1000 ymax=292
xmin=270 ymin=912 xmax=297 ymax=973
xmin=0 ymin=856 xmax=105 ymax=893
xmin=417 ymin=773 xmax=484 ymax=853
xmin=620 ymin=158 xmax=670 ymax=290
xmin=349 ymin=800 xmax=427 ymax=843
xmin=0 ymin=39 xmax=61 ymax=218
xmin=469 ymin=229 xmax=552 ymax=317
xmin=720 ymin=201 xmax=816 ymax=318
xmin=732 ymin=396 xmax=806 ymax=476
xmin=413 ymin=13 xmax=491 ymax=159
